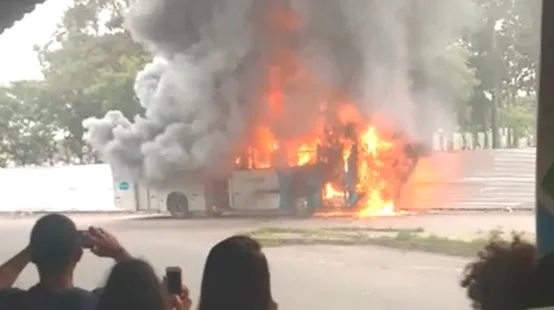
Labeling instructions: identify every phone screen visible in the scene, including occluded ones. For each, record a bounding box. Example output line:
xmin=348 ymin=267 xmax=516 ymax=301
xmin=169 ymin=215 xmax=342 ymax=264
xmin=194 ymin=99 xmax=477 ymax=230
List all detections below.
xmin=165 ymin=266 xmax=182 ymax=294
xmin=78 ymin=230 xmax=93 ymax=249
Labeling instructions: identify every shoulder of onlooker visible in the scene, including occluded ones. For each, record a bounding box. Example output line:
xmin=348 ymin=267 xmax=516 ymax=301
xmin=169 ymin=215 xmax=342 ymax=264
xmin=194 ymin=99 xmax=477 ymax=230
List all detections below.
xmin=0 ymin=287 xmax=25 ymax=294
xmin=0 ymin=287 xmax=25 ymax=299
xmin=0 ymin=288 xmax=27 ymax=310
xmin=65 ymin=287 xmax=99 ymax=303
xmin=69 ymin=286 xmax=97 ymax=296
xmin=58 ymin=287 xmax=99 ymax=310
xmin=91 ymin=287 xmax=103 ymax=296
xmin=24 ymin=286 xmax=98 ymax=310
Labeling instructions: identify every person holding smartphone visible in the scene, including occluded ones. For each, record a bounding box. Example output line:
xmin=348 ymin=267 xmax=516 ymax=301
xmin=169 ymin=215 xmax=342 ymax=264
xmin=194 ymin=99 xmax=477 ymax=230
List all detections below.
xmin=0 ymin=213 xmax=132 ymax=310
xmin=164 ymin=266 xmax=191 ymax=310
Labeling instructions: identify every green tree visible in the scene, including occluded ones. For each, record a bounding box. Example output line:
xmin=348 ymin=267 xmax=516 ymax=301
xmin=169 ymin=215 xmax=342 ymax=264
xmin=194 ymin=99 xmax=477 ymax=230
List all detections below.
xmin=36 ymin=0 xmax=150 ymax=163
xmin=466 ymin=0 xmax=540 ymax=148
xmin=500 ymin=95 xmax=535 ymax=146
xmin=0 ymin=81 xmax=59 ymax=166
xmin=429 ymin=41 xmax=479 ymax=136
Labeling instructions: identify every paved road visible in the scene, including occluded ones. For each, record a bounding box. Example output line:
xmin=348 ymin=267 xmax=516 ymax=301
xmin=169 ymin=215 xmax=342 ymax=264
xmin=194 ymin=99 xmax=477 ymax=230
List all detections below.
xmin=0 ymin=215 xmax=492 ymax=310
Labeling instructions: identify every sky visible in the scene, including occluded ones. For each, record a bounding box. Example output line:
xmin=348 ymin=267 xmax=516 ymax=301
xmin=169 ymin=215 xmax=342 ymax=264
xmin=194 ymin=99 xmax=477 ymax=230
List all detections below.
xmin=0 ymin=0 xmax=72 ymax=84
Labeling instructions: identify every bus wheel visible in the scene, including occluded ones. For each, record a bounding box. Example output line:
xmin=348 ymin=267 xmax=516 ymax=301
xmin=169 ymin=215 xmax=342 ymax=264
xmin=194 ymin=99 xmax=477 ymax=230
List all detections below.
xmin=166 ymin=192 xmax=190 ymax=218
xmin=294 ymin=198 xmax=313 ymax=218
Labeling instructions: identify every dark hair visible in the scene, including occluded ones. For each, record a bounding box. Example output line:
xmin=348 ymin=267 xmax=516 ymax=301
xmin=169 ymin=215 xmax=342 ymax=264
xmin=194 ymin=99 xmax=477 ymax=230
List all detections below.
xmin=97 ymin=259 xmax=170 ymax=310
xmin=528 ymin=251 xmax=554 ymax=307
xmin=29 ymin=213 xmax=80 ymax=272
xmin=460 ymin=235 xmax=537 ymax=310
xmin=198 ymin=235 xmax=273 ymax=310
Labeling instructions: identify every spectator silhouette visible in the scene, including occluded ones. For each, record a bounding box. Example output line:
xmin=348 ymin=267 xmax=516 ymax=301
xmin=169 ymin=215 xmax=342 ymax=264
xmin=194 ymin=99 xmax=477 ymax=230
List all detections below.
xmin=0 ymin=213 xmax=132 ymax=310
xmin=198 ymin=235 xmax=277 ymax=310
xmin=97 ymin=258 xmax=190 ymax=310
xmin=461 ymin=235 xmax=536 ymax=310
xmin=528 ymin=251 xmax=554 ymax=308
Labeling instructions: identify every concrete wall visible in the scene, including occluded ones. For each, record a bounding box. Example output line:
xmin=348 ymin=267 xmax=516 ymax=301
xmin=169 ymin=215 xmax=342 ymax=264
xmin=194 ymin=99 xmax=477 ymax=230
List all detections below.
xmin=0 ymin=164 xmax=120 ymax=212
xmin=400 ymin=148 xmax=535 ymax=210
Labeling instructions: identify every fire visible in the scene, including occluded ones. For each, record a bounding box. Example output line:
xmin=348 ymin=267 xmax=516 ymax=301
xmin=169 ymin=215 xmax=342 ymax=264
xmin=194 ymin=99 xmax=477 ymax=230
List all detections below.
xmin=317 ymin=118 xmax=410 ymax=218
xmin=354 ymin=125 xmax=403 ymax=217
xmin=324 ymin=183 xmax=344 ymax=200
xmin=234 ymin=3 xmax=413 ymax=217
xmin=237 ymin=109 xmax=410 ymax=217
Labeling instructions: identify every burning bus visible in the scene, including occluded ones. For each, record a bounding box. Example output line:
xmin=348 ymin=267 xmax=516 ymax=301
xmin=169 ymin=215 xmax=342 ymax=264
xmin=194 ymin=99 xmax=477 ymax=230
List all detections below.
xmin=87 ymin=1 xmax=441 ymax=218
xmin=131 ymin=104 xmax=428 ymax=218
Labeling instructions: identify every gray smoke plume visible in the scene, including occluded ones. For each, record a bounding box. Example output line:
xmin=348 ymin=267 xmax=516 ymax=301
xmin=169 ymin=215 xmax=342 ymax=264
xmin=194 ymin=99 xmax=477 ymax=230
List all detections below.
xmin=83 ymin=0 xmax=475 ymax=188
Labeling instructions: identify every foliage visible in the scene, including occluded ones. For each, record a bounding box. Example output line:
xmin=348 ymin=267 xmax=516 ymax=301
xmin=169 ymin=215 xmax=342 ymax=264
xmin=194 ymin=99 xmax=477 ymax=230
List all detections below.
xmin=0 ymin=0 xmax=147 ymax=166
xmin=465 ymin=0 xmax=540 ymax=142
xmin=430 ymin=42 xmax=480 ymax=131
xmin=0 ymin=82 xmax=59 ymax=166
xmin=34 ymin=0 xmax=150 ymax=163
xmin=499 ymin=96 xmax=535 ymax=138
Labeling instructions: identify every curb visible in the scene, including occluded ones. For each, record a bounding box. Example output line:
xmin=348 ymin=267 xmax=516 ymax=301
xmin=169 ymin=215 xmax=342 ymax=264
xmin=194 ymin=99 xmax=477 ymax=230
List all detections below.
xmin=0 ymin=210 xmax=162 ymax=218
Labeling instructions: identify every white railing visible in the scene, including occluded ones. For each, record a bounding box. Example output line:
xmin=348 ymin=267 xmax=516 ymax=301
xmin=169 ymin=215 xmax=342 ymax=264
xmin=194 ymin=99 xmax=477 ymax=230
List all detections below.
xmin=431 ymin=128 xmax=535 ymax=151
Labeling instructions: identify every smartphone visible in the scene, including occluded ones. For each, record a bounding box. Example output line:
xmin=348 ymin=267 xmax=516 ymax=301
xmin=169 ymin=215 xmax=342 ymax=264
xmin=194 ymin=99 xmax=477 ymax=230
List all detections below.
xmin=165 ymin=266 xmax=182 ymax=294
xmin=78 ymin=230 xmax=93 ymax=249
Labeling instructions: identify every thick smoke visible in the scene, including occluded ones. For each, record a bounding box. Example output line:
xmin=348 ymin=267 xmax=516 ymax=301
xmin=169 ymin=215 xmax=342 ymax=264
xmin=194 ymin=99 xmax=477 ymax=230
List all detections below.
xmin=83 ymin=0 xmax=475 ymax=188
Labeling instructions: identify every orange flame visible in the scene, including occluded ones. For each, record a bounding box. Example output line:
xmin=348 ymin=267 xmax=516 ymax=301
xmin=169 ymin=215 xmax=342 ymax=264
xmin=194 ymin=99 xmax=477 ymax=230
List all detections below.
xmin=234 ymin=3 xmax=412 ymax=217
xmin=355 ymin=124 xmax=406 ymax=217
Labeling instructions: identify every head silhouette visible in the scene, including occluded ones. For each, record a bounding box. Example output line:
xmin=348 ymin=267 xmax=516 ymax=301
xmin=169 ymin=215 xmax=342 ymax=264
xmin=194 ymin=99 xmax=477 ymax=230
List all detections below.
xmin=198 ymin=235 xmax=274 ymax=310
xmin=527 ymin=250 xmax=554 ymax=307
xmin=29 ymin=213 xmax=83 ymax=275
xmin=461 ymin=235 xmax=536 ymax=310
xmin=97 ymin=258 xmax=170 ymax=310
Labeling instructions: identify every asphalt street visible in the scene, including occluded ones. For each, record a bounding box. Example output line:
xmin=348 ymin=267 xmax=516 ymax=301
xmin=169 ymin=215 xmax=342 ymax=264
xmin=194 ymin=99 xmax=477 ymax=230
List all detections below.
xmin=0 ymin=214 xmax=502 ymax=310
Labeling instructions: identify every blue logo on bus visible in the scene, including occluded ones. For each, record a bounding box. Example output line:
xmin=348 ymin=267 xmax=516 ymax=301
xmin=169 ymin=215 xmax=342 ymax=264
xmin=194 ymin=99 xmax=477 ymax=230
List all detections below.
xmin=118 ymin=182 xmax=130 ymax=190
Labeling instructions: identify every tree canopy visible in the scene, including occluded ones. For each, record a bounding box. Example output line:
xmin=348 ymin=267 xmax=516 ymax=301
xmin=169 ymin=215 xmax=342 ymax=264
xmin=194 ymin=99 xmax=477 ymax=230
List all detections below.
xmin=0 ymin=0 xmax=149 ymax=166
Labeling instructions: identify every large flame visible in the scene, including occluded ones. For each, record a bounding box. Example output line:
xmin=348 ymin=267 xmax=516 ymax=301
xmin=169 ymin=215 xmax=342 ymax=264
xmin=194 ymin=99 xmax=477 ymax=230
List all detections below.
xmin=237 ymin=105 xmax=410 ymax=218
xmin=318 ymin=116 xmax=410 ymax=218
xmin=234 ymin=3 xmax=412 ymax=217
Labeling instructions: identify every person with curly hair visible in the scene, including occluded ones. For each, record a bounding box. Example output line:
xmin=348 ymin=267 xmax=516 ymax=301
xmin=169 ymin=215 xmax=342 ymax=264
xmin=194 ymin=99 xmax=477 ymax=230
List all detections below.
xmin=460 ymin=235 xmax=537 ymax=310
xmin=528 ymin=250 xmax=554 ymax=308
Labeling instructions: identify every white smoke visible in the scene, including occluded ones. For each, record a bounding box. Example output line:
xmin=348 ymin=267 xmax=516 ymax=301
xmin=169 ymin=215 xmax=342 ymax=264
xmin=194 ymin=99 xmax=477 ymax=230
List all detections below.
xmin=83 ymin=0 xmax=475 ymax=187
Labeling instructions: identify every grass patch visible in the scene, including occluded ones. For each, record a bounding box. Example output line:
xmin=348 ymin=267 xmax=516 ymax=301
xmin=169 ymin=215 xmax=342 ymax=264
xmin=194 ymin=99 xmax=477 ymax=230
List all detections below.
xmin=368 ymin=231 xmax=490 ymax=257
xmin=243 ymin=226 xmax=520 ymax=257
xmin=246 ymin=226 xmax=423 ymax=236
